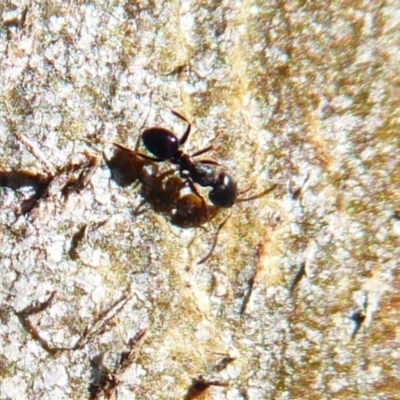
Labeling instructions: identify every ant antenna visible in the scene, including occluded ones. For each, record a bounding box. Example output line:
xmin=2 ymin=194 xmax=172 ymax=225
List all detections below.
xmin=236 ymin=184 xmax=277 ymax=203
xmin=197 ymin=210 xmax=232 ymax=264
xmin=134 ymin=91 xmax=154 ymax=151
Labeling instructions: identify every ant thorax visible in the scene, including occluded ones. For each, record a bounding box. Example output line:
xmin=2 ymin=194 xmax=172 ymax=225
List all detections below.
xmin=177 ymin=153 xmax=216 ymax=188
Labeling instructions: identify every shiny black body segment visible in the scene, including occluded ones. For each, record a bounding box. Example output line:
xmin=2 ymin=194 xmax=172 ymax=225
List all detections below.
xmin=139 ymin=111 xmax=238 ymax=208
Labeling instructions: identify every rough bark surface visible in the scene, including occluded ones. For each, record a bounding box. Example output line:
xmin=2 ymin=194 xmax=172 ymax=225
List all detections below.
xmin=0 ymin=1 xmax=398 ymax=399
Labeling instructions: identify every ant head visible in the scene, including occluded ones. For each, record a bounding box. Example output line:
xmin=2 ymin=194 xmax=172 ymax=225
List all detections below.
xmin=209 ymin=172 xmax=238 ymax=208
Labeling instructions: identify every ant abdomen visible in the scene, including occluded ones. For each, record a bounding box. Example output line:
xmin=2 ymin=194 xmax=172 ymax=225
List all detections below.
xmin=208 ymin=172 xmax=238 ymax=208
xmin=142 ymin=128 xmax=180 ymax=160
xmin=173 ymin=193 xmax=211 ymax=226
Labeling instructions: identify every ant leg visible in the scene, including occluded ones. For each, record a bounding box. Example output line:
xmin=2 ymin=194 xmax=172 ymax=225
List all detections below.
xmin=133 ymin=199 xmax=148 ymax=216
xmin=136 ymin=153 xmax=164 ymax=162
xmin=111 ymin=141 xmax=136 ymax=153
xmin=197 ymin=210 xmax=232 ymax=264
xmin=170 ymin=110 xmax=191 ymax=146
xmin=186 ymin=178 xmax=210 ymax=225
xmin=191 ymin=147 xmax=221 ymax=166
xmin=191 ymin=145 xmax=213 ymax=157
xmin=111 ymin=142 xmax=164 ymax=162
xmin=171 ymin=109 xmax=190 ymax=124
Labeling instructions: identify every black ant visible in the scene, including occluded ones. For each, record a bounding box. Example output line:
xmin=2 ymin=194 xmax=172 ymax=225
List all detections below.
xmin=135 ymin=110 xmax=238 ymax=211
xmin=111 ymin=110 xmax=275 ymax=262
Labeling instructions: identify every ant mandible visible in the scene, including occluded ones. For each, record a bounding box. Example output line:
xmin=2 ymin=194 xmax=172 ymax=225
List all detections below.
xmin=137 ymin=110 xmax=238 ymax=209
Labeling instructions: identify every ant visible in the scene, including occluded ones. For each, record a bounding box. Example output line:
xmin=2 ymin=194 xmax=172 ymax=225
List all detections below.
xmin=112 ymin=110 xmax=275 ymax=262
xmin=133 ymin=110 xmax=238 ymax=211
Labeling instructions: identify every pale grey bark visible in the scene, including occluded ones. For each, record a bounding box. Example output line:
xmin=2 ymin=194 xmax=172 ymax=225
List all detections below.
xmin=0 ymin=1 xmax=398 ymax=399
